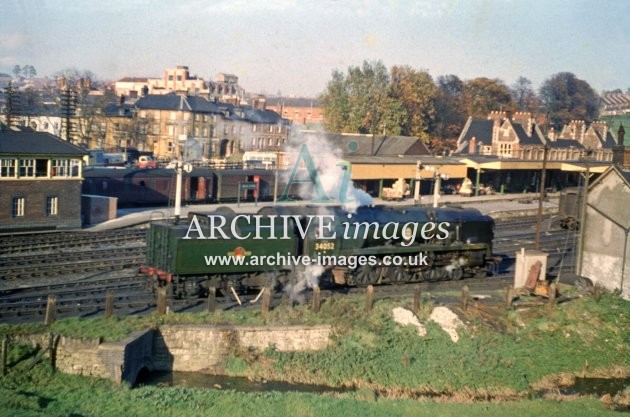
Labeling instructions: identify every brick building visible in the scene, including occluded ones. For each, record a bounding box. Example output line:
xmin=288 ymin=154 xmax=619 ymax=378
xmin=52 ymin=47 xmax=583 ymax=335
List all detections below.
xmin=0 ymin=128 xmax=86 ymax=231
xmin=455 ymin=111 xmax=618 ymax=161
xmin=265 ymin=97 xmax=323 ymax=126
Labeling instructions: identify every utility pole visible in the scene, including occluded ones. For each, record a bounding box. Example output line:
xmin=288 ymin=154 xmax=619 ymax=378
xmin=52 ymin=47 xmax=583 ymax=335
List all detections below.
xmin=4 ymin=81 xmax=19 ymax=129
xmin=576 ymin=150 xmax=592 ymax=276
xmin=535 ymin=146 xmax=549 ymax=250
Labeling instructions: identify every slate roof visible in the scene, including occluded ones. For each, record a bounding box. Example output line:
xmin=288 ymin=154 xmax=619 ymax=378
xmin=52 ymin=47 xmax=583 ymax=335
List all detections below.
xmin=290 ymin=133 xmax=430 ymax=157
xmin=134 ymin=94 xmax=287 ymax=125
xmin=512 ymin=122 xmax=545 ymax=146
xmin=265 ymin=97 xmax=321 ymax=108
xmin=546 ymin=139 xmax=584 ymax=148
xmin=103 ymin=103 xmax=134 ymax=117
xmin=459 ymin=119 xmax=494 ymax=144
xmin=0 ymin=130 xmax=86 ymax=156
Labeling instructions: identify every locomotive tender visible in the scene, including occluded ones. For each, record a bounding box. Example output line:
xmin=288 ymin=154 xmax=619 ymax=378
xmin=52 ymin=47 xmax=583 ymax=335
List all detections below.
xmin=144 ymin=205 xmax=495 ymax=298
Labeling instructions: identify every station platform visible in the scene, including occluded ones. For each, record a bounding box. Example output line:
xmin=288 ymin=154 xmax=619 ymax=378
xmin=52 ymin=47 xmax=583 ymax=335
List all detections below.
xmin=84 ymin=192 xmax=559 ymax=232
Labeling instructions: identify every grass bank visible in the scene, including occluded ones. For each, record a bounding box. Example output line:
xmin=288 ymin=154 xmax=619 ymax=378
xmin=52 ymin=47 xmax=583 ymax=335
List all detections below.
xmin=0 ymin=288 xmax=628 ymax=404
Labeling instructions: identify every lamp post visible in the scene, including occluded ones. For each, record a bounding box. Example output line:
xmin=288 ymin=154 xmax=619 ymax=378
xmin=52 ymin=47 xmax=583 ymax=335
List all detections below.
xmin=414 ymin=161 xmax=422 ymax=204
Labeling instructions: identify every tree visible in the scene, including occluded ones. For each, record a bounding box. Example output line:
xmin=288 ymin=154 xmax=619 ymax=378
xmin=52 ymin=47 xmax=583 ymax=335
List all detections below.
xmin=433 ymin=74 xmax=467 ymax=141
xmin=320 ymin=69 xmax=350 ymax=133
xmin=462 ymin=77 xmax=513 ymax=118
xmin=511 ymin=76 xmax=538 ymax=113
xmin=319 ymin=60 xmax=406 ymax=136
xmin=539 ymin=72 xmax=599 ymax=129
xmin=390 ymin=66 xmax=439 ymax=142
xmin=12 ymin=65 xmax=21 ymax=78
xmin=22 ymin=65 xmax=37 ymax=78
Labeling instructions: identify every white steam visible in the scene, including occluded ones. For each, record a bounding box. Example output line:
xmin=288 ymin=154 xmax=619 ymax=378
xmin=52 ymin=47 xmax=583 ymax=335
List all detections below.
xmin=281 ymin=131 xmax=373 ymax=213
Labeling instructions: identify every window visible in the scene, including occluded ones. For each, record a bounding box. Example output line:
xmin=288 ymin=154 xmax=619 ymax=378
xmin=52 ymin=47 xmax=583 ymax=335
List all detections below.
xmin=252 ymin=138 xmax=256 ymax=146
xmin=253 ymin=125 xmax=257 ymax=132
xmin=139 ymin=110 xmax=146 ymax=118
xmin=168 ymin=141 xmax=174 ymax=153
xmin=0 ymin=159 xmax=16 ymax=177
xmin=12 ymin=197 xmax=25 ymax=217
xmin=168 ymin=126 xmax=175 ymax=135
xmin=170 ymin=111 xmax=177 ymax=121
xmin=71 ymin=159 xmax=80 ymax=176
xmin=35 ymin=159 xmax=48 ymax=177
xmin=269 ymin=125 xmax=273 ymax=133
xmin=46 ymin=196 xmax=58 ymax=216
xmin=176 ymin=75 xmax=182 ymax=81
xmin=52 ymin=159 xmax=70 ymax=177
xmin=168 ymin=75 xmax=173 ymax=81
xmin=268 ymin=137 xmax=272 ymax=146
xmin=18 ymin=159 xmax=35 ymax=177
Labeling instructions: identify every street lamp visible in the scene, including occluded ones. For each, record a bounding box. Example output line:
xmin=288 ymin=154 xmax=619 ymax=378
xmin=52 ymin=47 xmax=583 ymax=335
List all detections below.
xmin=414 ymin=161 xmax=422 ymax=204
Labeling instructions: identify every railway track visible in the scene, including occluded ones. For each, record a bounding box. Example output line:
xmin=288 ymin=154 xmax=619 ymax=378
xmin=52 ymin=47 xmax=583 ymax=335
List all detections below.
xmin=0 ymin=229 xmax=147 ymax=255
xmin=0 ymin=214 xmax=579 ymax=322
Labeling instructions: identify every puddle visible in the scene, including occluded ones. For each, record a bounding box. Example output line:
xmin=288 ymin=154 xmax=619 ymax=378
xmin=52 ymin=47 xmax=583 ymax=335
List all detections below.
xmin=137 ymin=371 xmax=349 ymax=394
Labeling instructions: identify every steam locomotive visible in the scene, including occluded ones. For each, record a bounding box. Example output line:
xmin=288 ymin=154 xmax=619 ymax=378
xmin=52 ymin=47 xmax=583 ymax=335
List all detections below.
xmin=144 ymin=205 xmax=495 ymax=298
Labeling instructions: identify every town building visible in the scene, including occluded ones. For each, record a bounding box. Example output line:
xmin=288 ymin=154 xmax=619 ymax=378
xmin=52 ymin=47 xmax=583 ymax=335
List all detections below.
xmin=114 ymin=66 xmax=245 ymax=103
xmin=134 ymin=94 xmax=289 ymax=161
xmin=0 ymin=128 xmax=86 ymax=231
xmin=265 ymin=97 xmax=323 ymax=126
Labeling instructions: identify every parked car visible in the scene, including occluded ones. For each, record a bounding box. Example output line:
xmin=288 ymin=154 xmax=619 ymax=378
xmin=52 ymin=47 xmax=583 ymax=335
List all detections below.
xmin=136 ymin=155 xmax=157 ymax=169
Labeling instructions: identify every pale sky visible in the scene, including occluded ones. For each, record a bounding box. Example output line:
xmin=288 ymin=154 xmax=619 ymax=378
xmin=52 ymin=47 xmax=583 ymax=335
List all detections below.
xmin=2 ymin=0 xmax=628 ymax=97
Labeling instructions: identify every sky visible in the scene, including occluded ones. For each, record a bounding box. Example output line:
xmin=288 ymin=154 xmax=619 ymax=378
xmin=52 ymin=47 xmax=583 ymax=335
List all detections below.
xmin=1 ymin=0 xmax=629 ymax=97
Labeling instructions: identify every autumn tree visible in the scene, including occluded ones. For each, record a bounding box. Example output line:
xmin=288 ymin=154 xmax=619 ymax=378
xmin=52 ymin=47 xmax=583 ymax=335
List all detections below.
xmin=538 ymin=72 xmax=599 ymax=129
xmin=511 ymin=76 xmax=538 ymax=113
xmin=462 ymin=77 xmax=513 ymax=118
xmin=433 ymin=74 xmax=467 ymax=141
xmin=320 ymin=60 xmax=406 ymax=135
xmin=390 ymin=65 xmax=438 ymax=142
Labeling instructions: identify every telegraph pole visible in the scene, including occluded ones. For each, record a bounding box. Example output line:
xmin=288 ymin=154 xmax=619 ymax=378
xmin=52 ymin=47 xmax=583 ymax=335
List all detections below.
xmin=535 ymin=146 xmax=549 ymax=250
xmin=576 ymin=151 xmax=592 ymax=276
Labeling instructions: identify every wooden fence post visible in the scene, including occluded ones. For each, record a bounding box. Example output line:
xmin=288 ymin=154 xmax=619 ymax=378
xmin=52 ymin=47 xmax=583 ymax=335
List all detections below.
xmin=460 ymin=285 xmax=469 ymax=311
xmin=45 ymin=295 xmax=56 ymax=326
xmin=365 ymin=285 xmax=374 ymax=314
xmin=547 ymin=283 xmax=557 ymax=312
xmin=261 ymin=287 xmax=271 ymax=315
xmin=156 ymin=287 xmax=167 ymax=315
xmin=412 ymin=287 xmax=421 ymax=316
xmin=207 ymin=287 xmax=217 ymax=313
xmin=312 ymin=286 xmax=321 ymax=314
xmin=105 ymin=291 xmax=114 ymax=318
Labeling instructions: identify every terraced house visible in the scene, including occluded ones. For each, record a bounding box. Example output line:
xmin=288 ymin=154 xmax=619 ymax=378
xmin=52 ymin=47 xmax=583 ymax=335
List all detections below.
xmin=133 ymin=94 xmax=290 ymax=161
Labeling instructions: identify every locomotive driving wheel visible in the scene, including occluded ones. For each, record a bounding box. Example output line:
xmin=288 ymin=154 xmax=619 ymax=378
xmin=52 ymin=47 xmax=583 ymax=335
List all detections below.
xmin=353 ymin=265 xmax=380 ymax=286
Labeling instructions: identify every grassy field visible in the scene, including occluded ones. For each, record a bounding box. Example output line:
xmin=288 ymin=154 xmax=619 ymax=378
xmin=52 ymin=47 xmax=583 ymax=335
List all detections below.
xmin=0 ymin=287 xmax=628 ymax=415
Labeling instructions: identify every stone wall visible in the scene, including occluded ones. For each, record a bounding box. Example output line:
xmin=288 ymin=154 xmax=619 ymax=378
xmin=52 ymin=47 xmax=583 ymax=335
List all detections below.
xmin=154 ymin=324 xmax=332 ymax=373
xmin=11 ymin=324 xmax=332 ymax=384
